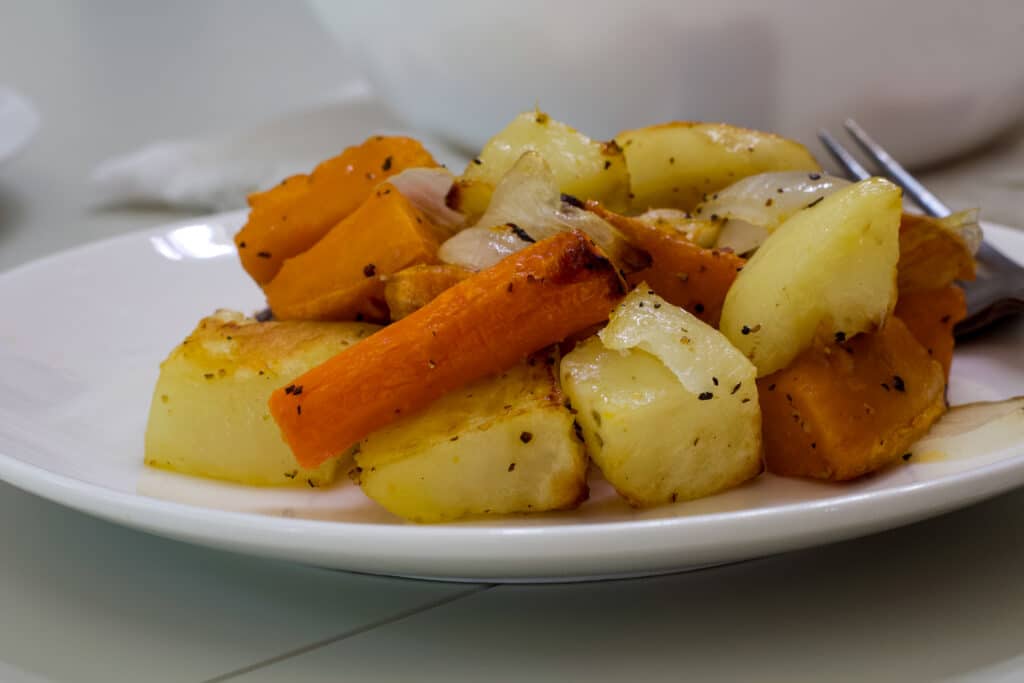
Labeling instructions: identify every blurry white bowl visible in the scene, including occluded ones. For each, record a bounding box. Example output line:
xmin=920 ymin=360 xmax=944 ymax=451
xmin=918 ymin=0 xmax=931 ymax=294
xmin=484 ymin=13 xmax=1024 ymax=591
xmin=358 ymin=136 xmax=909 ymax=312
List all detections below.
xmin=309 ymin=0 xmax=1024 ymax=168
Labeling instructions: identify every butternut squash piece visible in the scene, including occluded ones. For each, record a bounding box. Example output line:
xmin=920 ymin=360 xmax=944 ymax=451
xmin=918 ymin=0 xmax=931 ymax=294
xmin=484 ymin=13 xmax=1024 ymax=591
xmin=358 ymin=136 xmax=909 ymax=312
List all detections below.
xmin=235 ymin=136 xmax=438 ymax=285
xmin=898 ymin=212 xmax=976 ymax=294
xmin=269 ymin=230 xmax=624 ymax=469
xmin=588 ymin=202 xmax=743 ymax=326
xmin=264 ymin=184 xmax=444 ymax=323
xmin=895 ymin=285 xmax=966 ymax=379
xmin=758 ymin=318 xmax=946 ymax=481
xmin=384 ymin=264 xmax=473 ymax=321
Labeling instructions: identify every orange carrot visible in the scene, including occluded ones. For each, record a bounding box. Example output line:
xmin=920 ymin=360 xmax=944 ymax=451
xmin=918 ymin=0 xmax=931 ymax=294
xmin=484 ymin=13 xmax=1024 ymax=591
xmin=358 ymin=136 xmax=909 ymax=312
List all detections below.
xmin=264 ymin=184 xmax=445 ymax=323
xmin=270 ymin=230 xmax=625 ymax=468
xmin=586 ymin=202 xmax=744 ymax=326
xmin=895 ymin=285 xmax=966 ymax=379
xmin=235 ymin=136 xmax=438 ymax=285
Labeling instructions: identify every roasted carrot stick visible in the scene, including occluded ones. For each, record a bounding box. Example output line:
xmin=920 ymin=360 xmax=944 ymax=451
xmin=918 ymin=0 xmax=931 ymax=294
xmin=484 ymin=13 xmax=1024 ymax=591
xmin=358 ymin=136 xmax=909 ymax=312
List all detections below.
xmin=586 ymin=202 xmax=744 ymax=326
xmin=270 ymin=230 xmax=625 ymax=468
xmin=235 ymin=136 xmax=438 ymax=285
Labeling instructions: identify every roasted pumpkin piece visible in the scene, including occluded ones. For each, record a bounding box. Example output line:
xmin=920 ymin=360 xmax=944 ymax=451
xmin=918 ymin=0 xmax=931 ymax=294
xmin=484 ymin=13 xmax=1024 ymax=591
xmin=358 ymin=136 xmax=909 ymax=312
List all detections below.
xmin=898 ymin=211 xmax=978 ymax=293
xmin=235 ymin=136 xmax=438 ymax=285
xmin=894 ymin=285 xmax=966 ymax=378
xmin=758 ymin=317 xmax=946 ymax=481
xmin=264 ymin=184 xmax=445 ymax=323
xmin=383 ymin=263 xmax=473 ymax=321
xmin=587 ymin=201 xmax=743 ymax=326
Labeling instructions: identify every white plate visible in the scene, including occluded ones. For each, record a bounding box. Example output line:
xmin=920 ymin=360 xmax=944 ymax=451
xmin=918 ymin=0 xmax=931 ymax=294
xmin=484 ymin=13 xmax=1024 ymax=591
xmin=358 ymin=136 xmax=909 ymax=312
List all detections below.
xmin=0 ymin=87 xmax=39 ymax=165
xmin=0 ymin=213 xmax=1021 ymax=582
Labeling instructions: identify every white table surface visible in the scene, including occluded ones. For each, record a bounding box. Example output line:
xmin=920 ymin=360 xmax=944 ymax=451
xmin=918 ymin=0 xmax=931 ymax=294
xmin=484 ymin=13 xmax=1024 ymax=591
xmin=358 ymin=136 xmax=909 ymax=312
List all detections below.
xmin=3 ymin=2 xmax=1024 ymax=682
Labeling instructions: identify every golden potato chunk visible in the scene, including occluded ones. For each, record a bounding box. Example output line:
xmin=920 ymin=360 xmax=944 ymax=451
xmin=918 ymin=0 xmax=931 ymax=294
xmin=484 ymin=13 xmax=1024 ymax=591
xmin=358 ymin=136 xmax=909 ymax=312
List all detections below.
xmin=145 ymin=311 xmax=379 ymax=486
xmin=561 ymin=288 xmax=762 ymax=507
xmin=720 ymin=178 xmax=902 ymax=377
xmin=615 ymin=122 xmax=819 ymax=212
xmin=453 ymin=111 xmax=630 ymax=217
xmin=355 ymin=348 xmax=587 ymax=523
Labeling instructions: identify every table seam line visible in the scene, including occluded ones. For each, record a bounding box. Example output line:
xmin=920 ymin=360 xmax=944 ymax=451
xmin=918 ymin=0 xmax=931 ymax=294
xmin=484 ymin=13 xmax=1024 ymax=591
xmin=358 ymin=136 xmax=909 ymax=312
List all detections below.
xmin=200 ymin=583 xmax=496 ymax=682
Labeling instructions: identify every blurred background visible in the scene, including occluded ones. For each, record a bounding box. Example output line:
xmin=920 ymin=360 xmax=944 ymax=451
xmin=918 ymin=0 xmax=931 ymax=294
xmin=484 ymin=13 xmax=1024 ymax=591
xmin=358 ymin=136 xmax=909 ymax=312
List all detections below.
xmin=1 ymin=0 xmax=1023 ymax=270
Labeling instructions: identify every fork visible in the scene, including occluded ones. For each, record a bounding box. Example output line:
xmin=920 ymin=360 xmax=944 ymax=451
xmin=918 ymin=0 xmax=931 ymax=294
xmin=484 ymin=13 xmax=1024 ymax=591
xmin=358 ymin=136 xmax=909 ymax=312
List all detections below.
xmin=818 ymin=119 xmax=1024 ymax=339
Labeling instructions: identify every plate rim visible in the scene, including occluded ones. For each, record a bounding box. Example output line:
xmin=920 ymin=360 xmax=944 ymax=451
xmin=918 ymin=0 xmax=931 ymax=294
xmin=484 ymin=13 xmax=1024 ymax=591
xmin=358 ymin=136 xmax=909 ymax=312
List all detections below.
xmin=0 ymin=214 xmax=1021 ymax=579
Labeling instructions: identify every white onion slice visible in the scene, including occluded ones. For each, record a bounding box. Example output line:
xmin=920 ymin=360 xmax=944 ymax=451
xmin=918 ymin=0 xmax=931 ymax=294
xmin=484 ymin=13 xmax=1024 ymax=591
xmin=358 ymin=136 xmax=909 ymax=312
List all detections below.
xmin=908 ymin=397 xmax=1024 ymax=464
xmin=701 ymin=171 xmax=851 ymax=254
xmin=712 ymin=220 xmax=766 ymax=257
xmin=388 ymin=167 xmax=466 ymax=235
xmin=439 ymin=152 xmax=646 ymax=272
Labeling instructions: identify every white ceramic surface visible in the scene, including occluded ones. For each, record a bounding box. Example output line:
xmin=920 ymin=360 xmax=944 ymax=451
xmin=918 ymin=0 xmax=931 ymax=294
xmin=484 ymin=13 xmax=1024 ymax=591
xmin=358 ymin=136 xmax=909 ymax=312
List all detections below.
xmin=0 ymin=213 xmax=1021 ymax=582
xmin=0 ymin=86 xmax=38 ymax=165
xmin=308 ymin=0 xmax=1024 ymax=167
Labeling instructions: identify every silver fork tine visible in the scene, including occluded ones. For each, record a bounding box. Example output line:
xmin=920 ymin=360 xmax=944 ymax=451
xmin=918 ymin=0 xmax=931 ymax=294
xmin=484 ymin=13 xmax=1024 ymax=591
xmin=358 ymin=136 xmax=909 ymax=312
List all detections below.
xmin=817 ymin=128 xmax=872 ymax=181
xmin=842 ymin=118 xmax=951 ymax=218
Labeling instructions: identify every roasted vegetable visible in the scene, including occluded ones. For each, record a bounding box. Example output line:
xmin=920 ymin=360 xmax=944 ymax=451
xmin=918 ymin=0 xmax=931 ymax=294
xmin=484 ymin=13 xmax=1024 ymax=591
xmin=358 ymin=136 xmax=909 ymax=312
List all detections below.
xmin=700 ymin=171 xmax=852 ymax=254
xmin=356 ymin=348 xmax=587 ymax=523
xmin=235 ymin=136 xmax=437 ymax=285
xmin=383 ymin=263 xmax=473 ymax=321
xmin=451 ymin=111 xmax=630 ymax=218
xmin=758 ymin=317 xmax=946 ymax=480
xmin=615 ymin=122 xmax=820 ymax=212
xmin=898 ymin=210 xmax=979 ymax=293
xmin=145 ymin=311 xmax=378 ymax=486
xmin=720 ymin=178 xmax=903 ymax=376
xmin=562 ymin=288 xmax=762 ymax=506
xmin=440 ymin=152 xmax=647 ymax=273
xmin=264 ymin=183 xmax=445 ymax=322
xmin=895 ymin=285 xmax=966 ymax=378
xmin=269 ymin=230 xmax=625 ymax=469
xmin=587 ymin=202 xmax=744 ymax=326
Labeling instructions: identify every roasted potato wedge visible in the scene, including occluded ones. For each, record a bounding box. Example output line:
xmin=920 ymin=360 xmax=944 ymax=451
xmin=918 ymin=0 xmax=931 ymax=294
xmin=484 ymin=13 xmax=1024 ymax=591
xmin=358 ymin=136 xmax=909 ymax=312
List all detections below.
xmin=453 ymin=111 xmax=630 ymax=218
xmin=615 ymin=122 xmax=820 ymax=212
xmin=355 ymin=348 xmax=587 ymax=523
xmin=145 ymin=311 xmax=378 ymax=486
xmin=720 ymin=177 xmax=902 ymax=377
xmin=561 ymin=288 xmax=762 ymax=507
